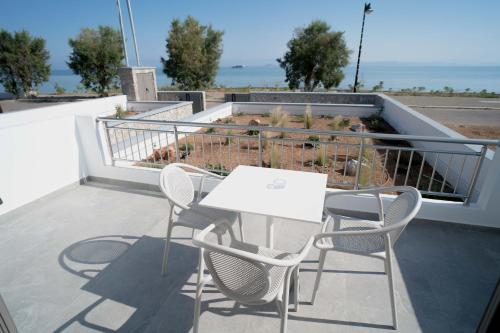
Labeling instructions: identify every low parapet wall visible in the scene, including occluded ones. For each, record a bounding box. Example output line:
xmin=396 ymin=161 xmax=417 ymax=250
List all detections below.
xmin=224 ymin=92 xmax=383 ymax=106
xmin=231 ymin=102 xmax=378 ymax=118
xmin=157 ymin=91 xmax=206 ymax=113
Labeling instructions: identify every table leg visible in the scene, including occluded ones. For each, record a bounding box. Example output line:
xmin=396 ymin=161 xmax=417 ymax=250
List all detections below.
xmin=266 ymin=216 xmax=274 ymax=249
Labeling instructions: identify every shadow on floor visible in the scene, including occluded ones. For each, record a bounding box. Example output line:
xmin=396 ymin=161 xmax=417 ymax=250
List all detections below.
xmin=56 ymin=235 xmax=199 ymax=332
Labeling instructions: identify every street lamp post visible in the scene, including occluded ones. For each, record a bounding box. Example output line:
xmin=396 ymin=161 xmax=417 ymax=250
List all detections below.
xmin=115 ymin=0 xmax=129 ymax=67
xmin=353 ymin=2 xmax=373 ymax=93
xmin=125 ymin=0 xmax=141 ymax=67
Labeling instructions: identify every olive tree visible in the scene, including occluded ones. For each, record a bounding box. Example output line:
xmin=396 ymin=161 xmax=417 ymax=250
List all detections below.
xmin=0 ymin=30 xmax=50 ymax=97
xmin=68 ymin=26 xmax=124 ymax=96
xmin=277 ymin=21 xmax=350 ymax=91
xmin=161 ymin=16 xmax=223 ymax=90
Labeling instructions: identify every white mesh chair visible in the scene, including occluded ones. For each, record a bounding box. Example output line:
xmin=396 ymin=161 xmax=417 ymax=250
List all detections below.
xmin=311 ymin=186 xmax=422 ymax=329
xmin=159 ymin=163 xmax=244 ymax=275
xmin=192 ymin=219 xmax=314 ymax=333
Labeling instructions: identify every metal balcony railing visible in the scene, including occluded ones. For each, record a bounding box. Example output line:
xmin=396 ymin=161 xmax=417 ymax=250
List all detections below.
xmin=97 ymin=117 xmax=499 ymax=205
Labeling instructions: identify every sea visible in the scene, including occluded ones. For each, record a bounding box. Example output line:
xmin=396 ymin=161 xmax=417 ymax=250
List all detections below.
xmin=9 ymin=64 xmax=500 ymax=93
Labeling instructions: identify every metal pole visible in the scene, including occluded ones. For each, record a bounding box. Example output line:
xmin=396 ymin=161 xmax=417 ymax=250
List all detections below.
xmin=353 ymin=10 xmax=366 ymax=93
xmin=115 ymin=0 xmax=129 ymax=66
xmin=125 ymin=0 xmax=141 ymax=66
xmin=464 ymin=145 xmax=487 ymax=206
xmin=354 ymin=138 xmax=365 ymax=189
xmin=173 ymin=126 xmax=180 ymax=162
xmin=258 ymin=131 xmax=263 ymax=167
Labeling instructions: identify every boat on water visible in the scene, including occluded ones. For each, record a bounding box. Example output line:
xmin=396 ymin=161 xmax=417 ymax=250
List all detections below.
xmin=231 ymin=65 xmax=244 ymax=69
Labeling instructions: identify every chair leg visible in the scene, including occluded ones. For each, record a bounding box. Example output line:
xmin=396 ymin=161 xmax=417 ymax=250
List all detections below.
xmin=237 ymin=213 xmax=245 ymax=242
xmin=217 ymin=233 xmax=223 ymax=245
xmin=193 ymin=249 xmax=205 ymax=333
xmin=280 ymin=276 xmax=291 ymax=333
xmin=292 ymin=267 xmax=299 ymax=312
xmin=386 ymin=251 xmax=398 ymax=329
xmin=311 ymin=250 xmax=327 ymax=305
xmin=161 ymin=220 xmax=174 ymax=276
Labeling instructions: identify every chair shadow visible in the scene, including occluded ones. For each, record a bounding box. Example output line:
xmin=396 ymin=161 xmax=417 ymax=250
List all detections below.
xmin=56 ymin=235 xmax=199 ymax=333
xmin=55 ymin=234 xmax=396 ymax=332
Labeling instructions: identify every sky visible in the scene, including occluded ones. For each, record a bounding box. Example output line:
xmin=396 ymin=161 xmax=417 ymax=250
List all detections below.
xmin=1 ymin=0 xmax=499 ymax=69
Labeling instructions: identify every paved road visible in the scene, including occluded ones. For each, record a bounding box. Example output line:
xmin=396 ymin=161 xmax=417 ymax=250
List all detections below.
xmin=391 ymin=95 xmax=500 ymax=126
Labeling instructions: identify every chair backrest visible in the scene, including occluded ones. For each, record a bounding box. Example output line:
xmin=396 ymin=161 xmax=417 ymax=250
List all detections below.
xmin=203 ymin=250 xmax=275 ymax=305
xmin=159 ymin=164 xmax=195 ymax=208
xmin=384 ymin=187 xmax=422 ymax=245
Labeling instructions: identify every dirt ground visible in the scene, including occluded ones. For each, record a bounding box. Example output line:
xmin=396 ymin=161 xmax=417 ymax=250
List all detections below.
xmin=143 ymin=113 xmax=452 ymax=195
xmin=445 ymin=124 xmax=499 ymax=150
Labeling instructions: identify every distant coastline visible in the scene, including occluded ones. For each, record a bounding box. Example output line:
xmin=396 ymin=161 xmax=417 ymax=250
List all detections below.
xmin=4 ymin=64 xmax=500 ymax=93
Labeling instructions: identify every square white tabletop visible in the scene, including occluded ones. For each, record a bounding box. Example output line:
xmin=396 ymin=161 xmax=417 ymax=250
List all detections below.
xmin=199 ymin=165 xmax=327 ymax=224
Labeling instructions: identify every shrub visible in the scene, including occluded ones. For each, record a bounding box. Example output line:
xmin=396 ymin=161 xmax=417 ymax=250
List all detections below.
xmin=366 ymin=114 xmax=384 ymax=132
xmin=270 ymin=145 xmax=281 ymax=169
xmin=179 ymin=142 xmax=194 ymax=152
xmin=115 ymin=105 xmax=126 ymax=119
xmin=328 ymin=115 xmax=350 ymax=139
xmin=205 ymin=163 xmax=230 ymax=176
xmin=270 ymin=106 xmax=289 ymax=127
xmin=304 ymin=104 xmax=313 ymax=129
xmin=205 ymin=127 xmax=216 ymax=134
xmin=225 ymin=130 xmax=233 ymax=145
xmin=315 ymin=145 xmax=328 ymax=166
xmin=54 ymin=82 xmax=66 ymax=95
xmin=305 ymin=135 xmax=320 ymax=148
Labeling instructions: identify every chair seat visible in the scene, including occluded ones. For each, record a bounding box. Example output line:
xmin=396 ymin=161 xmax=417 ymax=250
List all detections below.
xmin=321 ymin=215 xmax=386 ymax=254
xmin=214 ymin=240 xmax=298 ymax=304
xmin=173 ymin=203 xmax=238 ymax=232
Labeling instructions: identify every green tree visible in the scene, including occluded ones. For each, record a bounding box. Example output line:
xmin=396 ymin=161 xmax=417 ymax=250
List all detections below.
xmin=67 ymin=26 xmax=124 ymax=96
xmin=0 ymin=30 xmax=50 ymax=97
xmin=277 ymin=21 xmax=350 ymax=92
xmin=161 ymin=16 xmax=223 ymax=90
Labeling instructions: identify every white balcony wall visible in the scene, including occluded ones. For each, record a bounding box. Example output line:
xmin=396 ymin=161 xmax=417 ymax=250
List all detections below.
xmin=0 ymin=96 xmax=126 ymax=215
xmin=380 ymin=94 xmax=493 ymax=201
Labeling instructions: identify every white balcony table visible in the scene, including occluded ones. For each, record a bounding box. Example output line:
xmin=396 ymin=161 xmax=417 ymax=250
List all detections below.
xmin=199 ymin=165 xmax=327 ymax=249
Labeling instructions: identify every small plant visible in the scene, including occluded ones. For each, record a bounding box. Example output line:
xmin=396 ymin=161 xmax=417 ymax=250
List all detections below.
xmin=304 ymin=104 xmax=314 ymax=129
xmin=205 ymin=127 xmax=216 ymax=134
xmin=358 ymin=165 xmax=371 ymax=186
xmin=261 ymin=131 xmax=270 ymax=150
xmin=328 ymin=115 xmax=350 ymax=139
xmin=315 ymin=145 xmax=328 ymax=166
xmin=366 ymin=113 xmax=384 ymax=132
xmin=223 ymin=117 xmax=234 ymax=124
xmin=225 ymin=130 xmax=233 ymax=145
xmin=54 ymin=82 xmax=66 ymax=95
xmin=115 ymin=105 xmax=126 ymax=119
xmin=270 ymin=106 xmax=289 ymax=128
xmin=305 ymin=135 xmax=320 ymax=148
xmin=205 ymin=163 xmax=230 ymax=176
xmin=234 ymin=112 xmax=244 ymax=117
xmin=261 ymin=112 xmax=270 ymax=118
xmin=179 ymin=142 xmax=194 ymax=152
xmin=372 ymin=81 xmax=384 ymax=92
xmin=270 ymin=145 xmax=281 ymax=169
xmin=247 ymin=129 xmax=259 ymax=136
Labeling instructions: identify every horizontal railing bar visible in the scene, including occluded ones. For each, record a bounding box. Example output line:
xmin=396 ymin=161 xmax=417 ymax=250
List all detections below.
xmin=364 ymin=144 xmax=482 ymax=156
xmin=97 ymin=117 xmax=499 ymax=146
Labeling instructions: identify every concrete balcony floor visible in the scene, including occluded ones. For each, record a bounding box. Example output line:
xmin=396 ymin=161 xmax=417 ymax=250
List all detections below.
xmin=0 ymin=181 xmax=499 ymax=333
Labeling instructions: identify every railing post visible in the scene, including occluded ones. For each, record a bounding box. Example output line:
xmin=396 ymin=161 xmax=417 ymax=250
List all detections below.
xmin=100 ymin=120 xmax=115 ymax=166
xmin=173 ymin=125 xmax=180 ymax=162
xmin=354 ymin=138 xmax=365 ymax=190
xmin=464 ymin=145 xmax=487 ymax=206
xmin=258 ymin=131 xmax=263 ymax=167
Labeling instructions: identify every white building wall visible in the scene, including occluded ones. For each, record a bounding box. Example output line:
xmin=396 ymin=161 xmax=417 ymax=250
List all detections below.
xmin=0 ymin=96 xmax=126 ymax=215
